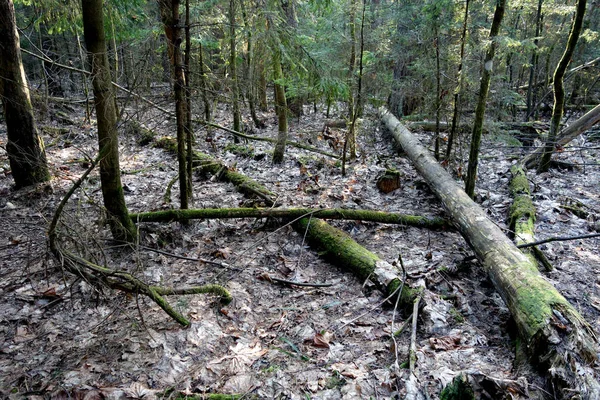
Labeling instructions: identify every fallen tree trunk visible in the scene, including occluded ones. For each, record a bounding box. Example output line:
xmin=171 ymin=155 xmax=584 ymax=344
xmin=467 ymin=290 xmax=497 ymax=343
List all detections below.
xmin=508 ymin=166 xmax=553 ymax=271
xmin=294 ymin=218 xmax=415 ymax=306
xmin=521 ymin=103 xmax=600 ymax=168
xmin=130 ymin=207 xmax=449 ymax=229
xmin=379 ymin=107 xmax=599 ymax=398
xmin=154 ymin=139 xmax=417 ymax=304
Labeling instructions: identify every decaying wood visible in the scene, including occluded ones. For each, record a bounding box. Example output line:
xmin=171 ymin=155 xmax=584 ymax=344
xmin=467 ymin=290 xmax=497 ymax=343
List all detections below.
xmin=508 ymin=166 xmax=553 ymax=271
xmin=294 ymin=218 xmax=416 ymax=306
xmin=380 ymin=107 xmax=599 ymax=398
xmin=130 ymin=207 xmax=449 ymax=229
xmin=154 ymin=140 xmax=419 ymax=304
xmin=521 ymin=103 xmax=600 ymax=168
xmin=376 ymin=169 xmax=402 ymax=193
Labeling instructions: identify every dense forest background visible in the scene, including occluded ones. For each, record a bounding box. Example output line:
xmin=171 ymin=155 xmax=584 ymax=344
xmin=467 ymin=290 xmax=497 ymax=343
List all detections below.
xmin=1 ymin=0 xmax=600 ymax=398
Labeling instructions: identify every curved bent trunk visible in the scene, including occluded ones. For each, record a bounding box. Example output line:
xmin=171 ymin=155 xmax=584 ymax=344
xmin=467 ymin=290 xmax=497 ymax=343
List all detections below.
xmin=380 ymin=107 xmax=599 ymax=398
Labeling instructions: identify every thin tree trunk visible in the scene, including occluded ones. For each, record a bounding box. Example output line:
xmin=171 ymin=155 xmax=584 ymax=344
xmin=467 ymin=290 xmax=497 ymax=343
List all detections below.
xmin=241 ymin=1 xmax=263 ymax=129
xmin=525 ymin=0 xmax=543 ymax=122
xmin=538 ymin=0 xmax=587 ymax=172
xmin=434 ymin=25 xmax=441 ymax=160
xmin=158 ymin=0 xmax=189 ymax=209
xmin=465 ymin=0 xmax=505 ymax=198
xmin=229 ymin=0 xmax=242 ymax=139
xmin=0 ymin=0 xmax=50 ymax=188
xmin=446 ymin=0 xmax=469 ymax=161
xmin=81 ymin=0 xmax=136 ymax=241
xmin=198 ymin=41 xmax=211 ymax=122
xmin=380 ymin=108 xmax=600 ymax=398
xmin=271 ymin=47 xmax=288 ymax=164
xmin=184 ymin=0 xmax=193 ymax=200
xmin=346 ymin=0 xmax=357 ymax=159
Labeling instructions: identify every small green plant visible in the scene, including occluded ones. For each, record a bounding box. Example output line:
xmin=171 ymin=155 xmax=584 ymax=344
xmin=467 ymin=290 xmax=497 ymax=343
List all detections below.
xmin=224 ymin=143 xmax=254 ymax=158
xmin=449 ymin=307 xmax=465 ymax=324
xmin=325 ymin=371 xmax=346 ymax=389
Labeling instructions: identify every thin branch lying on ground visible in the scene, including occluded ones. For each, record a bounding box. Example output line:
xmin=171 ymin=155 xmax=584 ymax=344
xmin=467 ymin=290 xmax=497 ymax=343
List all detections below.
xmin=258 ymin=273 xmax=333 ymax=288
xmin=48 ymin=156 xmax=231 ymax=327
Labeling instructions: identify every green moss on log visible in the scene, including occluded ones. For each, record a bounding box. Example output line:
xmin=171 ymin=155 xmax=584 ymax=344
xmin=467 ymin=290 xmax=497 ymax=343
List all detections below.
xmin=130 ymin=207 xmax=449 ymax=229
xmin=440 ymin=374 xmax=474 ymax=400
xmin=294 ymin=218 xmax=414 ymax=306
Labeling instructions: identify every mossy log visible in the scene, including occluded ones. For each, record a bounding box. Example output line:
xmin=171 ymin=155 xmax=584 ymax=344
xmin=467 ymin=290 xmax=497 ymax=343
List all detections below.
xmin=509 ymin=166 xmax=553 ymax=271
xmin=155 ymin=136 xmax=276 ymax=203
xmin=130 ymin=207 xmax=449 ymax=229
xmin=380 ymin=107 xmax=599 ymax=398
xmin=154 ymin=138 xmax=418 ymax=304
xmin=294 ymin=218 xmax=415 ymax=306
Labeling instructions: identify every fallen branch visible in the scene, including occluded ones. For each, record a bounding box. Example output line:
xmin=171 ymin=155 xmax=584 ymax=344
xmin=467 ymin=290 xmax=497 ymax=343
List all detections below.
xmin=130 ymin=207 xmax=449 ymax=229
xmin=258 ymin=273 xmax=333 ymax=288
xmin=48 ymin=156 xmax=231 ymax=327
xmin=380 ymin=107 xmax=599 ymax=398
xmin=521 ymin=103 xmax=600 ymax=168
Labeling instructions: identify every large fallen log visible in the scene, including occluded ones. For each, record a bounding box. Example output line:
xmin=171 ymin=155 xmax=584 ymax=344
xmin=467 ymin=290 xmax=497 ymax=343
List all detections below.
xmin=130 ymin=207 xmax=449 ymax=229
xmin=379 ymin=107 xmax=599 ymax=398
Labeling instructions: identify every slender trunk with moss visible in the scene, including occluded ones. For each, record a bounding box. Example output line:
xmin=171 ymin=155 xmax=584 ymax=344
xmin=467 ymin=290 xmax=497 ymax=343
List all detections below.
xmin=229 ymin=0 xmax=242 ymax=138
xmin=465 ymin=0 xmax=505 ymax=198
xmin=184 ymin=0 xmax=193 ymax=200
xmin=446 ymin=0 xmax=469 ymax=160
xmin=272 ymin=48 xmax=288 ymax=164
xmin=0 ymin=0 xmax=50 ymax=189
xmin=81 ymin=0 xmax=136 ymax=241
xmin=159 ymin=0 xmax=189 ymax=209
xmin=538 ymin=0 xmax=586 ymax=173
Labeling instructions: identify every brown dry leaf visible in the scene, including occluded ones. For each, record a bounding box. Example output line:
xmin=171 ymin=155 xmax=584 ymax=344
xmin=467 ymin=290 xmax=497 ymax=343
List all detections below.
xmin=212 ymin=247 xmax=231 ymax=259
xmin=331 ymin=362 xmax=365 ymax=379
xmin=14 ymin=325 xmax=35 ymax=343
xmin=207 ymin=341 xmax=267 ymax=375
xmin=123 ymin=382 xmax=156 ymax=399
xmin=313 ymin=331 xmax=333 ymax=348
xmin=429 ymin=335 xmax=462 ymax=351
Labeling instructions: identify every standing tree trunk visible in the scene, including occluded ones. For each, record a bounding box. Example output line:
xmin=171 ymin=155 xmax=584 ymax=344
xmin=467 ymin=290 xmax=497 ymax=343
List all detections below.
xmin=464 ymin=0 xmax=505 ymax=198
xmin=446 ymin=0 xmax=469 ymax=160
xmin=158 ymin=0 xmax=189 ymax=209
xmin=380 ymin=108 xmax=599 ymax=398
xmin=184 ymin=0 xmax=193 ymax=200
xmin=81 ymin=0 xmax=136 ymax=241
xmin=434 ymin=25 xmax=441 ymax=160
xmin=0 ymin=0 xmax=50 ymax=189
xmin=538 ymin=0 xmax=587 ymax=172
xmin=346 ymin=0 xmax=357 ymax=159
xmin=229 ymin=0 xmax=242 ymax=139
xmin=525 ymin=0 xmax=543 ymax=122
xmin=271 ymin=47 xmax=288 ymax=164
xmin=241 ymin=1 xmax=263 ymax=129
xmin=198 ymin=41 xmax=211 ymax=123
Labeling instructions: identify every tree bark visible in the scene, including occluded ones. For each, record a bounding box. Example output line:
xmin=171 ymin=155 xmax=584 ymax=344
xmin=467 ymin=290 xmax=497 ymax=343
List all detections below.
xmin=0 ymin=0 xmax=50 ymax=188
xmin=521 ymin=103 xmax=600 ymax=168
xmin=271 ymin=47 xmax=288 ymax=164
xmin=380 ymin=107 xmax=599 ymax=398
xmin=446 ymin=0 xmax=469 ymax=162
xmin=130 ymin=207 xmax=449 ymax=229
xmin=538 ymin=0 xmax=587 ymax=172
xmin=158 ymin=0 xmax=189 ymax=209
xmin=229 ymin=0 xmax=242 ymax=137
xmin=464 ymin=0 xmax=505 ymax=198
xmin=81 ymin=0 xmax=136 ymax=241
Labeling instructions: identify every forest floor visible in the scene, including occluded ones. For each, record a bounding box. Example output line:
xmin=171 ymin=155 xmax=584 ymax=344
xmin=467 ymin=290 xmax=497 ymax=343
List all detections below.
xmin=1 ymin=96 xmax=599 ymax=399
